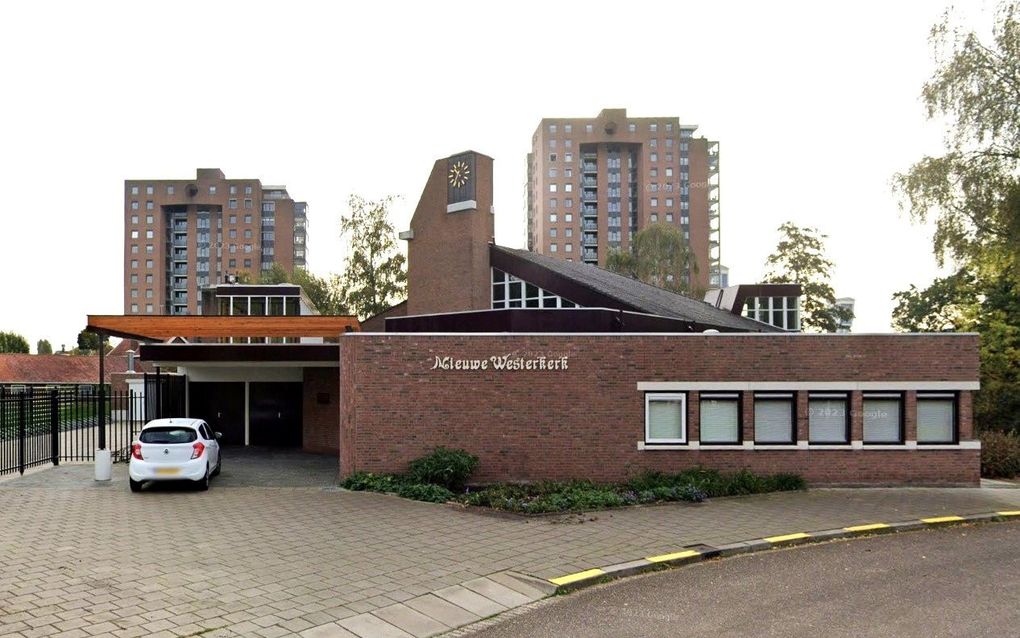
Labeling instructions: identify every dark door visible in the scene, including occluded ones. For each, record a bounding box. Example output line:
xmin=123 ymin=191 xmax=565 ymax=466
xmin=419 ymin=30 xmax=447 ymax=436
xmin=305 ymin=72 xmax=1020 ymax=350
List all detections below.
xmin=188 ymin=382 xmax=245 ymax=446
xmin=249 ymin=382 xmax=303 ymax=447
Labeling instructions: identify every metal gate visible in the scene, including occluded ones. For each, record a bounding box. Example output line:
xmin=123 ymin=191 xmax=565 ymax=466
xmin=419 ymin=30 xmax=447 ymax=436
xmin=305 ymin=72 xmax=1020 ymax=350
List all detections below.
xmin=0 ymin=375 xmax=185 ymax=476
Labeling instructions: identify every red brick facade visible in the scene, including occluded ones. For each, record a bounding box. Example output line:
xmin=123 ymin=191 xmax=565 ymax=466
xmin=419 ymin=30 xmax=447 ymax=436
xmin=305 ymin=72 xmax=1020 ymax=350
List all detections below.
xmin=302 ymin=367 xmax=340 ymax=454
xmin=338 ymin=334 xmax=980 ymax=486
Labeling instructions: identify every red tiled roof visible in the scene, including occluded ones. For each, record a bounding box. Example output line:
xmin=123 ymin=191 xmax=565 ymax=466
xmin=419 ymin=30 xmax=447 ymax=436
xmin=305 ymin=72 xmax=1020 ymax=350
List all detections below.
xmin=0 ymin=354 xmax=130 ymax=384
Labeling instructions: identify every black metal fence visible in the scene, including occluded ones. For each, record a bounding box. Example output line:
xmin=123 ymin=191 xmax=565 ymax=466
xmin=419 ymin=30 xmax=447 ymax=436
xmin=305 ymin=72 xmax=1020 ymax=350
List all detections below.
xmin=0 ymin=374 xmax=185 ymax=476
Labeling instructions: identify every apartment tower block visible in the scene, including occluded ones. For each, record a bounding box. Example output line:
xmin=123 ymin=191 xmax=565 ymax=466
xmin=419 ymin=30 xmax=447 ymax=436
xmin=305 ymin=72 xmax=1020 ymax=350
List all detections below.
xmin=123 ymin=168 xmax=307 ymax=315
xmin=527 ymin=108 xmax=720 ymax=291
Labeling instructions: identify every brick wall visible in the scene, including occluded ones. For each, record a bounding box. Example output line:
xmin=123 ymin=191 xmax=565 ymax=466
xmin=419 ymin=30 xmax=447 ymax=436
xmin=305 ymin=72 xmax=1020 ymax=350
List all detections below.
xmin=338 ymin=334 xmax=981 ymax=485
xmin=302 ymin=367 xmax=339 ymax=454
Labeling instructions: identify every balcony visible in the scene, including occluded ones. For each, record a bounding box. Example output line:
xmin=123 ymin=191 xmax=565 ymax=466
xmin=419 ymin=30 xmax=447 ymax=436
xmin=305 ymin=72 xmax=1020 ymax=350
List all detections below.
xmin=172 ymin=222 xmax=187 ymax=232
xmin=581 ymin=178 xmax=597 ymax=187
xmin=582 ymin=250 xmax=598 ymax=261
xmin=172 ymin=266 xmax=187 ymax=276
xmin=582 ymin=163 xmax=597 ymax=173
xmin=581 ymin=193 xmax=597 ymax=203
xmin=583 ymin=236 xmax=598 ymax=247
xmin=172 ymin=237 xmax=187 ymax=247
xmin=583 ymin=221 xmax=597 ymax=231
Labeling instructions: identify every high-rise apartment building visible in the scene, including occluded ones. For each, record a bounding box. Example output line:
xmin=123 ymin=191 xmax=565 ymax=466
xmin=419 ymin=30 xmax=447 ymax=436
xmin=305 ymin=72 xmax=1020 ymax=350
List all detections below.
xmin=527 ymin=108 xmax=721 ymax=290
xmin=123 ymin=168 xmax=307 ymax=316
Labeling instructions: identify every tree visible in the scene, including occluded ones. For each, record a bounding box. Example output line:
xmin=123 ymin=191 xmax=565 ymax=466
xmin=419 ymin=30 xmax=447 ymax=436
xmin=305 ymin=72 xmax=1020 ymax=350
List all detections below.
xmin=892 ymin=3 xmax=1020 ymax=432
xmin=605 ymin=223 xmax=700 ymax=296
xmin=339 ymin=195 xmax=407 ymax=319
xmin=762 ymin=222 xmax=850 ymax=333
xmin=0 ymin=332 xmax=30 ymax=354
xmin=76 ymin=330 xmax=110 ymax=355
xmin=36 ymin=339 xmax=53 ymax=355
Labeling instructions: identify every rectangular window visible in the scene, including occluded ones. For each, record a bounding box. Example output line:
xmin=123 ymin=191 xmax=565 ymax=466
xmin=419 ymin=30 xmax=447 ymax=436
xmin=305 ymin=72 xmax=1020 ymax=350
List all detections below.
xmin=564 ymin=152 xmax=573 ymax=162
xmin=146 ymin=185 xmax=154 ymax=195
xmin=130 ymin=230 xmax=139 ymax=239
xmin=146 ymin=215 xmax=153 ymax=224
xmin=754 ymin=393 xmax=795 ymax=444
xmin=146 ymin=201 xmax=154 ymax=210
xmin=700 ymin=393 xmax=740 ymax=444
xmin=808 ymin=393 xmax=849 ymax=443
xmin=130 ymin=215 xmax=138 ymax=224
xmin=145 ymin=230 xmax=154 ymax=239
xmin=131 ymin=201 xmax=139 ymax=210
xmin=209 ymin=186 xmax=217 ymax=195
xmin=229 ymin=199 xmax=237 ymax=209
xmin=244 ymin=198 xmax=253 ymax=209
xmin=146 ymin=259 xmax=153 ymax=268
xmin=130 ymin=259 xmax=138 ymax=268
xmin=863 ymin=393 xmax=903 ymax=443
xmin=549 ymin=243 xmax=557 ymax=253
xmin=130 ymin=304 xmax=138 ymax=313
xmin=586 ymin=124 xmax=593 ymax=133
xmin=917 ymin=394 xmax=956 ymax=443
xmin=245 ymin=185 xmax=252 ymax=195
xmin=167 ymin=185 xmax=175 ymax=195
xmin=145 ymin=304 xmax=153 ymax=313
xmin=645 ymin=393 xmax=687 ymax=444
xmin=130 ymin=186 xmax=139 ymax=195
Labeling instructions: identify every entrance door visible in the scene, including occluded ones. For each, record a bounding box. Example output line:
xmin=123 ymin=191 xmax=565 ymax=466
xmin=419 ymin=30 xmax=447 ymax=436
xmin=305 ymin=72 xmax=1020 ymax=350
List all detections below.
xmin=188 ymin=382 xmax=245 ymax=446
xmin=249 ymin=383 xmax=303 ymax=447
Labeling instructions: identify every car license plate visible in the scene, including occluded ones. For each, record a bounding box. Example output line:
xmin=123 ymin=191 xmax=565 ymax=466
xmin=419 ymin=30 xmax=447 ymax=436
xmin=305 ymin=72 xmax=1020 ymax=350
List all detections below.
xmin=155 ymin=467 xmax=180 ymax=476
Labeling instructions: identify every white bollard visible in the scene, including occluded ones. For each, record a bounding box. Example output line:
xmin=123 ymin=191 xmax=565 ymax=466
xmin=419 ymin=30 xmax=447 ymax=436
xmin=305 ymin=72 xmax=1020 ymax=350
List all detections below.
xmin=94 ymin=449 xmax=112 ymax=481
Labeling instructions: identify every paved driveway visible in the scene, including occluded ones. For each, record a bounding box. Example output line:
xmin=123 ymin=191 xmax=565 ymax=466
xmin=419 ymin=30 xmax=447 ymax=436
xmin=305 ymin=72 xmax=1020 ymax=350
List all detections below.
xmin=1 ymin=456 xmax=1020 ymax=637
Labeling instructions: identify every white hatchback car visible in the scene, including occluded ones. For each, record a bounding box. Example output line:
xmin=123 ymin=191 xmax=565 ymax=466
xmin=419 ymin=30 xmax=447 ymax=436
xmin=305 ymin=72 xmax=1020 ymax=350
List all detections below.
xmin=129 ymin=418 xmax=222 ymax=492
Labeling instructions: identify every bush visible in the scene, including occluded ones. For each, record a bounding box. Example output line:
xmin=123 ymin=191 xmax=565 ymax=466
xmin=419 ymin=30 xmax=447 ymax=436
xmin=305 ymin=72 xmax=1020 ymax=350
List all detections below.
xmin=341 ymin=472 xmax=404 ymax=492
xmin=407 ymin=447 xmax=479 ymax=491
xmin=397 ymin=483 xmax=455 ymax=503
xmin=980 ymin=430 xmax=1020 ymax=478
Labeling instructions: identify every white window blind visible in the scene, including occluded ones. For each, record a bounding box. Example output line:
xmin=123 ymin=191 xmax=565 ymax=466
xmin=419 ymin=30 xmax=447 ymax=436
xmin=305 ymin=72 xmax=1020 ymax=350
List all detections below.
xmin=809 ymin=396 xmax=848 ymax=443
xmin=700 ymin=396 xmax=739 ymax=443
xmin=754 ymin=397 xmax=793 ymax=443
xmin=646 ymin=394 xmax=686 ymax=443
xmin=863 ymin=397 xmax=901 ymax=443
xmin=917 ymin=397 xmax=954 ymax=443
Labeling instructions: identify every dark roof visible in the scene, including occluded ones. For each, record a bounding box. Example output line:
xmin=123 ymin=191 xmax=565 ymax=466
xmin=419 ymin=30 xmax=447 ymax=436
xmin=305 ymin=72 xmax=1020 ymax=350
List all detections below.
xmin=490 ymin=245 xmax=781 ymax=332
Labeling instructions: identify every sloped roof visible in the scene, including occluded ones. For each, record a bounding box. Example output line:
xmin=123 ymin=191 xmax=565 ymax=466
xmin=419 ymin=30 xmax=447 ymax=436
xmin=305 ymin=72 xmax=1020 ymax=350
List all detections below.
xmin=490 ymin=245 xmax=780 ymax=332
xmin=0 ymin=354 xmax=127 ymax=384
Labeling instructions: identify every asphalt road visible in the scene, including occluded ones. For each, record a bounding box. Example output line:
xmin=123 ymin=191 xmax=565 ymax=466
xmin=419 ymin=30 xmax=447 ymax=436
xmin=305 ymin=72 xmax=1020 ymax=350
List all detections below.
xmin=467 ymin=522 xmax=1020 ymax=638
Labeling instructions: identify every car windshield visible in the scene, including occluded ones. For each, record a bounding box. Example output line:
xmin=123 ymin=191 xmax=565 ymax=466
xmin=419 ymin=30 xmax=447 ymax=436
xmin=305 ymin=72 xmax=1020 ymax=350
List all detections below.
xmin=140 ymin=427 xmax=197 ymax=444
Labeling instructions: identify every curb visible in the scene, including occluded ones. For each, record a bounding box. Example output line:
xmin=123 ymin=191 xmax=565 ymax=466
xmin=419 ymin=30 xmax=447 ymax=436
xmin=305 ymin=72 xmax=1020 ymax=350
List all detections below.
xmin=546 ymin=510 xmax=1020 ymax=592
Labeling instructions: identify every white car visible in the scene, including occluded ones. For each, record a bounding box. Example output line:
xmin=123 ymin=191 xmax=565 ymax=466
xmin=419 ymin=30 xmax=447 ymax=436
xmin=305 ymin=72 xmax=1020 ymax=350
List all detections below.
xmin=129 ymin=418 xmax=222 ymax=492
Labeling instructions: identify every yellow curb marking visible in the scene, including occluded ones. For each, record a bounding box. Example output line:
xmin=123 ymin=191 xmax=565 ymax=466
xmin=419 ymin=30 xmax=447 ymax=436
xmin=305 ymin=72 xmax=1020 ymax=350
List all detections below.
xmin=646 ymin=549 xmax=700 ymax=563
xmin=844 ymin=523 xmax=890 ymax=532
xmin=549 ymin=568 xmax=606 ymax=586
xmin=764 ymin=532 xmax=810 ymax=544
xmin=921 ymin=516 xmax=964 ymax=524
xmin=997 ymin=511 xmax=1020 ymax=517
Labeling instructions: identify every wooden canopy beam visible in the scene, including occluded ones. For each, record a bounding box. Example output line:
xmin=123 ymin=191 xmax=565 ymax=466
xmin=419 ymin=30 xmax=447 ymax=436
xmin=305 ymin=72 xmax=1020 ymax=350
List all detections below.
xmin=85 ymin=315 xmax=361 ymax=341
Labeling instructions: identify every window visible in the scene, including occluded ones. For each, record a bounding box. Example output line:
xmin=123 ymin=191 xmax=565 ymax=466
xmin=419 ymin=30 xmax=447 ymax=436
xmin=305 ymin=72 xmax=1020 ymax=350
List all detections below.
xmin=565 ymin=228 xmax=573 ymax=237
xmin=565 ymin=243 xmax=572 ymax=253
xmin=564 ymin=184 xmax=572 ymax=193
xmin=130 ymin=245 xmax=139 ymax=254
xmin=649 ymin=123 xmax=657 ymax=132
xmin=146 ymin=201 xmax=154 ymax=210
xmin=548 ymin=168 xmax=557 ymax=178
xmin=666 ymin=123 xmax=673 ymax=132
xmin=166 ymin=185 xmax=175 ymax=195
xmin=131 ymin=201 xmax=139 ymax=210
xmin=666 ymin=198 xmax=674 ymax=208
xmin=130 ymin=186 xmax=139 ymax=195
xmin=130 ymin=274 xmax=138 ymax=284
xmin=229 ymin=199 xmax=237 ymax=209
xmin=245 ymin=185 xmax=252 ymax=195
xmin=229 ymin=229 xmax=237 ymax=239
xmin=549 ymin=184 xmax=557 ymax=192
xmin=130 ymin=230 xmax=139 ymax=239
xmin=130 ymin=304 xmax=138 ymax=313
xmin=229 ymin=185 xmax=237 ymax=195
xmin=585 ymin=124 xmax=593 ymax=133
xmin=549 ymin=243 xmax=557 ymax=253
xmin=863 ymin=393 xmax=903 ymax=443
xmin=548 ymin=124 xmax=557 ymax=134
xmin=549 ymin=228 xmax=557 ymax=238
xmin=565 ymin=198 xmax=573 ymax=208
xmin=244 ymin=244 xmax=252 ymax=253
xmin=130 ymin=289 xmax=138 ymax=298
xmin=917 ymin=394 xmax=956 ymax=443
xmin=808 ymin=393 xmax=849 ymax=443
xmin=564 ymin=124 xmax=572 ymax=133
xmin=549 ymin=213 xmax=557 ymax=222
xmin=244 ymin=259 xmax=252 ymax=268
xmin=650 ymin=138 xmax=658 ymax=148
xmin=146 ymin=259 xmax=153 ymax=268
xmin=145 ymin=230 xmax=154 ymax=239
xmin=244 ymin=229 xmax=252 ymax=239
xmin=666 ymin=167 xmax=673 ymax=177
xmin=564 ymin=153 xmax=573 ymax=163
xmin=145 ymin=304 xmax=153 ymax=314
xmin=145 ymin=274 xmax=153 ymax=284
xmin=645 ymin=393 xmax=686 ymax=444
xmin=548 ymin=138 xmax=556 ymax=148
xmin=229 ymin=214 xmax=237 ymax=224
xmin=262 ymin=201 xmax=275 ymax=213
xmin=491 ymin=268 xmax=575 ymax=309
xmin=754 ymin=393 xmax=795 ymax=444
xmin=244 ymin=198 xmax=253 ymax=209
xmin=130 ymin=215 xmax=138 ymax=224
xmin=145 ymin=289 xmax=153 ymax=298
xmin=146 ymin=185 xmax=154 ymax=195
xmin=650 ymin=153 xmax=658 ymax=162
xmin=548 ymin=153 xmax=557 ymax=162
xmin=564 ymin=213 xmax=572 ymax=222
xmin=209 ymin=186 xmax=217 ymax=195
xmin=700 ymin=394 xmax=740 ymax=444
xmin=549 ymin=199 xmax=557 ymax=209
xmin=130 ymin=259 xmax=138 ymax=268
xmin=146 ymin=215 xmax=153 ymax=224
xmin=650 ymin=198 xmax=658 ymax=207
xmin=229 ymin=244 xmax=237 ymax=254
xmin=228 ymin=259 xmax=236 ymax=268
xmin=628 ymin=123 xmax=637 ymax=132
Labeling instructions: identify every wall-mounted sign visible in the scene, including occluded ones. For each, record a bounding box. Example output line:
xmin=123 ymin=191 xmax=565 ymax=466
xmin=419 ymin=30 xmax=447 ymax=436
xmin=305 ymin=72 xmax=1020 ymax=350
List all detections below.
xmin=430 ymin=354 xmax=569 ymax=371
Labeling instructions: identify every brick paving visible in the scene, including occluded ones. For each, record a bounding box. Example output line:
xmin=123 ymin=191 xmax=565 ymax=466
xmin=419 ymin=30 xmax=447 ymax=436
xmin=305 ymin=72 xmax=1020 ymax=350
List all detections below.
xmin=1 ymin=452 xmax=1019 ymax=637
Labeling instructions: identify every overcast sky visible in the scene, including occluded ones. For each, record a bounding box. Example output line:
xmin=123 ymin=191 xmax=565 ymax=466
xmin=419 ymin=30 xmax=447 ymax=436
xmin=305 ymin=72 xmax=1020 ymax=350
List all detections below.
xmin=0 ymin=0 xmax=992 ymax=350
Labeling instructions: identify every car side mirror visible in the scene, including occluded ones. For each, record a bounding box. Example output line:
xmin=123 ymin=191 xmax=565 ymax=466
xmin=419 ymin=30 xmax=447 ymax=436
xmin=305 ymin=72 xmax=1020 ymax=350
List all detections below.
xmin=214 ymin=432 xmax=223 ymax=440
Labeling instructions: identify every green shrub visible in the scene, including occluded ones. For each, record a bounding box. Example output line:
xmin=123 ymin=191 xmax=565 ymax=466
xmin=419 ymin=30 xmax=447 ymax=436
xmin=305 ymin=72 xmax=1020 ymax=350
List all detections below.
xmin=397 ymin=483 xmax=455 ymax=503
xmin=407 ymin=447 xmax=479 ymax=491
xmin=341 ymin=472 xmax=404 ymax=492
xmin=980 ymin=430 xmax=1020 ymax=478
xmin=765 ymin=473 xmax=807 ymax=492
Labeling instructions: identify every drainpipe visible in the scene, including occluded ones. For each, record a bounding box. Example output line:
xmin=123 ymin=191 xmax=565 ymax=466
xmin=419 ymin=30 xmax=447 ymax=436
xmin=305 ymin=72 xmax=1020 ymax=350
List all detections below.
xmin=94 ymin=331 xmax=112 ymax=481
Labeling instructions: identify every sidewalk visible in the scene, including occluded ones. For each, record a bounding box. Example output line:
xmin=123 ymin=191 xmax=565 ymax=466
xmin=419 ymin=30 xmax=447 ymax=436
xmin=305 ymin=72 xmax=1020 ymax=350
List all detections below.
xmin=1 ymin=463 xmax=1018 ymax=638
